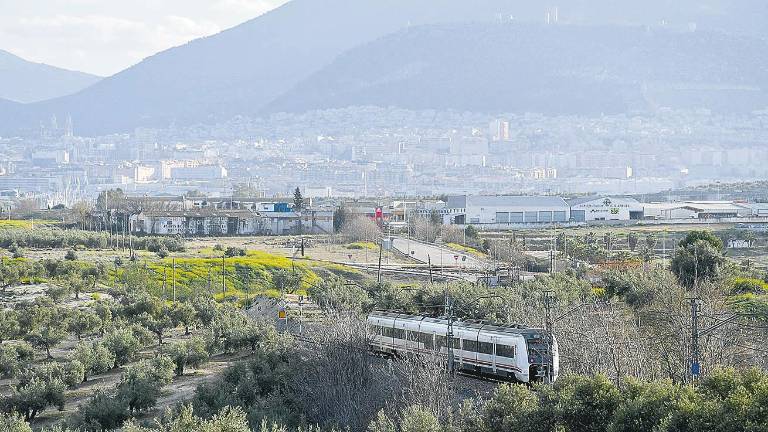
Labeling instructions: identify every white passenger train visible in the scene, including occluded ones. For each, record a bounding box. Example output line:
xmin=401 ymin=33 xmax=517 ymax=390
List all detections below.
xmin=368 ymin=311 xmax=559 ymax=383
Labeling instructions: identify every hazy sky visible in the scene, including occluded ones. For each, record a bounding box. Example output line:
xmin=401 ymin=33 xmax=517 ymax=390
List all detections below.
xmin=0 ymin=0 xmax=288 ymax=76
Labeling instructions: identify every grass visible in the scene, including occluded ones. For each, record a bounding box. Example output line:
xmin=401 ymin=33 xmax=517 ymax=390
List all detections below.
xmin=345 ymin=242 xmax=378 ymax=250
xmin=116 ymin=250 xmax=321 ymax=301
xmin=0 ymin=220 xmax=57 ymax=229
xmin=446 ymin=243 xmax=487 ymax=258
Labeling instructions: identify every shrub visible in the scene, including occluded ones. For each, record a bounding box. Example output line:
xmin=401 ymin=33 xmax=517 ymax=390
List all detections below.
xmin=731 ymin=278 xmax=768 ymax=295
xmin=64 ymin=250 xmax=78 ymax=261
xmin=225 ymin=247 xmax=246 ymax=258
xmin=0 ymin=412 xmax=32 ymax=432
xmin=400 ymin=405 xmax=441 ymax=432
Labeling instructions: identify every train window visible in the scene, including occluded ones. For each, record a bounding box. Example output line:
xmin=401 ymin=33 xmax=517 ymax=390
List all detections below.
xmin=382 ymin=327 xmax=394 ymax=338
xmin=421 ymin=333 xmax=434 ymax=349
xmin=496 ymin=344 xmax=516 ymax=358
xmin=392 ymin=328 xmax=405 ymax=339
xmin=407 ymin=331 xmax=420 ymax=342
xmin=478 ymin=341 xmax=494 ymax=355
xmin=462 ymin=339 xmax=477 ymax=352
xmin=435 ymin=335 xmax=446 ymax=349
xmin=452 ymin=338 xmax=461 ymax=349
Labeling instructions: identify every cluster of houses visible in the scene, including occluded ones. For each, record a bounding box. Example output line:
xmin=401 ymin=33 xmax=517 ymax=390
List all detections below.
xmin=127 ymin=196 xmax=333 ymax=236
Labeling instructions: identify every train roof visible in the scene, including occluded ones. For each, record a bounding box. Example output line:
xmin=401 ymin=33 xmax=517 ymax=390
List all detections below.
xmin=369 ymin=311 xmax=547 ymax=337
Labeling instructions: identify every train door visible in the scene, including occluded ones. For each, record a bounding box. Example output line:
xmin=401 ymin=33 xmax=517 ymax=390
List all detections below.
xmin=491 ymin=336 xmax=498 ymax=373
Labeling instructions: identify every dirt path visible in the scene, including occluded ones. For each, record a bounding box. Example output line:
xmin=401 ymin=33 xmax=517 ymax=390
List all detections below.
xmin=28 ymin=342 xmax=253 ymax=429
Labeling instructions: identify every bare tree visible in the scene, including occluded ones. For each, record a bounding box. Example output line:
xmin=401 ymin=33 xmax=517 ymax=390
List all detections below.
xmin=294 ymin=314 xmax=395 ymax=430
xmin=440 ymin=225 xmax=464 ymax=244
xmin=71 ymin=201 xmax=94 ymax=230
xmin=392 ymin=351 xmax=454 ymax=419
xmin=294 ymin=314 xmax=455 ymax=430
xmin=340 ymin=216 xmax=382 ymax=243
xmin=409 ymin=217 xmax=440 ymax=243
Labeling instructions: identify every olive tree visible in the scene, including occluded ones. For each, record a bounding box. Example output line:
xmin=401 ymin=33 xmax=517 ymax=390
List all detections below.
xmin=72 ymin=341 xmax=115 ymax=382
xmin=73 ymin=390 xmax=129 ymax=431
xmin=0 ymin=310 xmax=19 ymax=342
xmin=102 ymin=328 xmax=143 ymax=368
xmin=167 ymin=337 xmax=210 ymax=376
xmin=0 ymin=342 xmax=35 ymax=378
xmin=116 ymin=355 xmax=174 ymax=414
xmin=3 ymin=377 xmax=66 ymax=421
xmin=23 ymin=307 xmax=69 ymax=359
xmin=671 ymin=231 xmax=725 ymax=288
xmin=67 ymin=309 xmax=102 ymax=341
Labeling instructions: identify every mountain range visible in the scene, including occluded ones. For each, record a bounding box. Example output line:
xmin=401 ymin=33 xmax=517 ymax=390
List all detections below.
xmin=1 ymin=0 xmax=768 ymax=136
xmin=0 ymin=49 xmax=100 ymax=103
xmin=266 ymin=24 xmax=768 ymax=116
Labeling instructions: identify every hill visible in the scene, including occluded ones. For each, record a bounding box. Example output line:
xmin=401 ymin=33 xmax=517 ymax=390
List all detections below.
xmin=0 ymin=50 xmax=100 ymax=103
xmin=0 ymin=0 xmax=520 ymax=135
xmin=267 ymin=24 xmax=768 ymax=116
xmin=1 ymin=0 xmax=767 ymax=135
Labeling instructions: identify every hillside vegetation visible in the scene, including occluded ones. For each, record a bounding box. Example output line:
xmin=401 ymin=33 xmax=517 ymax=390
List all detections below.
xmin=269 ymin=23 xmax=768 ymax=116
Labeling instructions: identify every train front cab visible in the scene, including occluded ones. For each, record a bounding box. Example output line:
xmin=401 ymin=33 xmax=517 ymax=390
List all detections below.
xmin=525 ymin=333 xmax=559 ymax=384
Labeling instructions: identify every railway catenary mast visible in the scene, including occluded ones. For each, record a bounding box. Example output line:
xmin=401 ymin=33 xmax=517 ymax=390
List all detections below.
xmin=368 ymin=312 xmax=559 ymax=383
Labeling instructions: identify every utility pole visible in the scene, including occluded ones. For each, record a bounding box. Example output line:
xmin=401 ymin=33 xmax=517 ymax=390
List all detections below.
xmin=221 ymin=256 xmax=226 ymax=299
xmin=172 ymin=258 xmax=176 ymax=302
xmin=207 ymin=265 xmax=212 ymax=296
xmin=298 ymin=295 xmax=304 ymax=336
xmin=549 ymin=249 xmax=555 ymax=274
xmin=543 ymin=290 xmax=555 ymax=384
xmin=162 ymin=266 xmax=167 ymax=300
xmin=428 ymin=254 xmax=433 ymax=284
xmin=377 ymin=241 xmax=383 ymax=283
xmin=445 ymin=290 xmax=455 ymax=376
xmin=690 ymin=297 xmax=702 ymax=382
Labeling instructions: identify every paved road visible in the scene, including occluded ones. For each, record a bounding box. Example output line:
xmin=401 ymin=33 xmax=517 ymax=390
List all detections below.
xmin=391 ymin=237 xmax=487 ymax=270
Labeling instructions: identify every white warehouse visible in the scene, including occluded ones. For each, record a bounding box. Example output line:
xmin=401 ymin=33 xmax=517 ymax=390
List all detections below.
xmin=446 ymin=195 xmax=570 ymax=225
xmin=568 ymin=196 xmax=645 ymax=222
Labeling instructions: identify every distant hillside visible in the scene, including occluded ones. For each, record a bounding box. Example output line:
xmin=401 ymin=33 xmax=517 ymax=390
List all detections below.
xmin=267 ymin=24 xmax=768 ymax=116
xmin=0 ymin=50 xmax=100 ymax=103
xmin=1 ymin=0 xmax=767 ymax=135
xmin=0 ymin=0 xmax=521 ymax=135
xmin=0 ymin=98 xmax=21 ymax=131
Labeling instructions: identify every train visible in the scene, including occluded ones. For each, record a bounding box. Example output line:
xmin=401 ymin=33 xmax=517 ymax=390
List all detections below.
xmin=367 ymin=311 xmax=559 ymax=383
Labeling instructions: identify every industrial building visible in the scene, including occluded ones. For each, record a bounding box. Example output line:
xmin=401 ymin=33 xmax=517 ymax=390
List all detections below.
xmin=446 ymin=195 xmax=570 ymax=225
xmin=643 ymin=201 xmax=750 ymax=220
xmin=568 ymin=196 xmax=644 ymax=222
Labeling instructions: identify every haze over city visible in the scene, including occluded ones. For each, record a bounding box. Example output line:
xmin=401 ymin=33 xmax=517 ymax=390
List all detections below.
xmin=1 ymin=1 xmax=768 ymax=431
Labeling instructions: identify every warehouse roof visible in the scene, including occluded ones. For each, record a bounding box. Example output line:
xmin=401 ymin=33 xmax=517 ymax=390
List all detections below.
xmin=447 ymin=195 xmax=569 ymax=209
xmin=567 ymin=196 xmax=641 ymax=207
